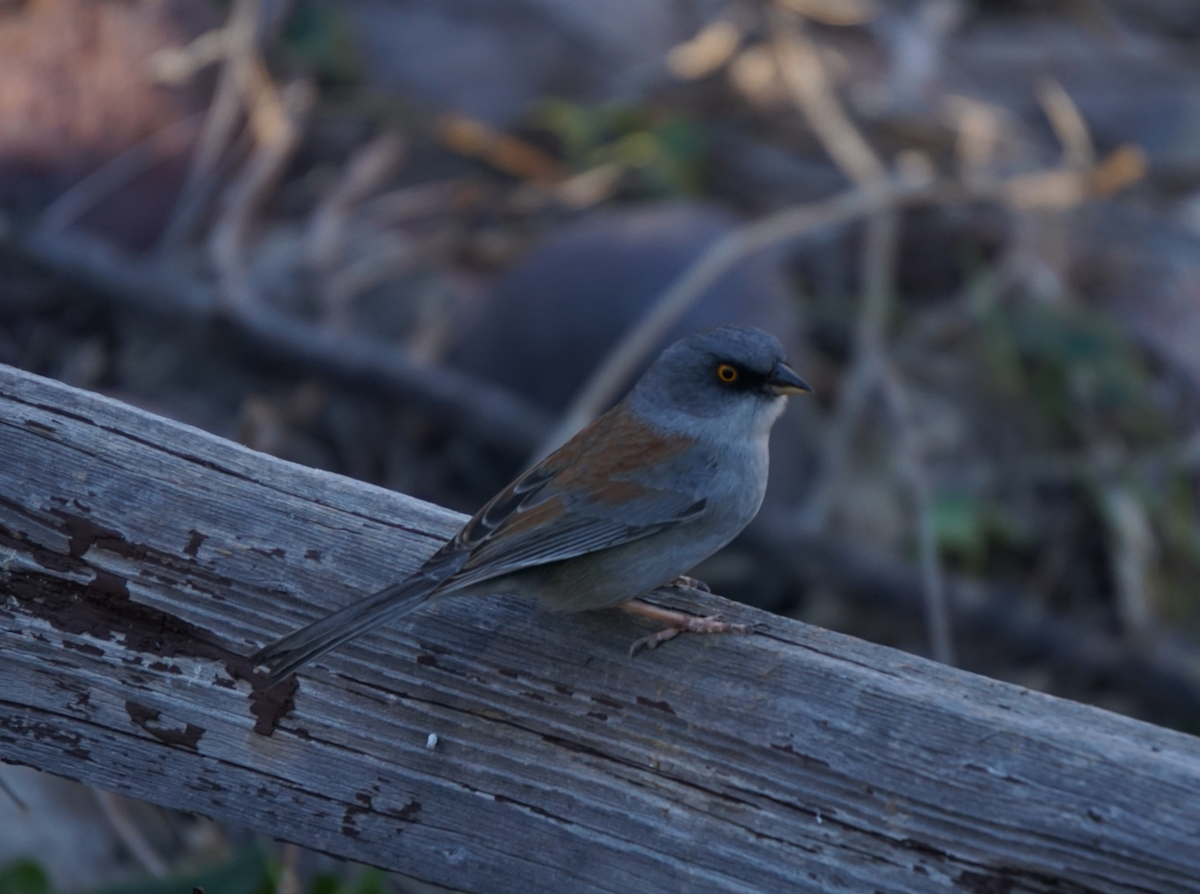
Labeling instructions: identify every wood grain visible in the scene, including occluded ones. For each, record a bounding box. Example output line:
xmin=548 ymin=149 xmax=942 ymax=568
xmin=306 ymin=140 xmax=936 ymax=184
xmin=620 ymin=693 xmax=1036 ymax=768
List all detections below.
xmin=1 ymin=363 xmax=1198 ymax=893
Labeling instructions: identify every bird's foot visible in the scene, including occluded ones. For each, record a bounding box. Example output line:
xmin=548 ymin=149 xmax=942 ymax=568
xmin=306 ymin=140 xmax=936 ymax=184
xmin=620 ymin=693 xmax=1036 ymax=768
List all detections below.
xmin=621 ymin=599 xmax=754 ymax=657
xmin=664 ymin=574 xmax=711 ymax=594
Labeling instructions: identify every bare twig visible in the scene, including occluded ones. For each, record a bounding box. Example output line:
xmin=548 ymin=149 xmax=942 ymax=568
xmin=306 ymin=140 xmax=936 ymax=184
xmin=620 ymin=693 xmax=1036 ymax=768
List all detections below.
xmin=774 ymin=18 xmax=886 ymax=493
xmin=530 ymin=176 xmax=927 ymax=461
xmin=206 ymin=16 xmax=315 ymax=309
xmin=158 ymin=0 xmax=264 ymax=250
xmin=1035 ymin=77 xmax=1095 ymax=171
xmin=773 ymin=10 xmax=954 ymax=664
xmin=39 ymin=115 xmax=205 ymax=233
xmin=276 ymin=842 xmax=302 ymax=894
xmin=16 ymin=158 xmax=1107 ymax=471
xmin=666 ymin=20 xmax=742 ymax=81
xmin=9 ymin=226 xmax=553 ymax=451
xmin=1089 ymin=144 xmax=1147 ymax=198
xmin=794 ymin=211 xmax=894 ymax=531
xmin=532 ymin=168 xmax=1079 ymax=463
xmin=880 ymin=360 xmax=955 ymax=665
xmin=435 ymin=114 xmax=566 ymax=185
xmin=94 ymin=788 xmax=170 ymax=878
xmin=775 ymin=11 xmax=893 ymax=534
xmin=772 ymin=20 xmax=886 ymax=184
xmin=1102 ymin=482 xmax=1158 ymax=640
xmin=321 ymin=231 xmax=426 ymax=325
xmin=0 ymin=773 xmax=27 ymax=812
xmin=944 ymin=95 xmax=1004 ymax=189
xmin=306 ymin=134 xmax=408 ymax=327
xmin=359 ymin=180 xmax=467 ymax=230
xmin=553 ymin=163 xmax=626 ymax=209
xmin=776 ymin=0 xmax=880 ymax=29
xmin=308 ymin=134 xmax=406 ymax=272
xmin=148 ymin=27 xmax=231 ymax=85
xmin=208 ymin=76 xmax=314 ymax=307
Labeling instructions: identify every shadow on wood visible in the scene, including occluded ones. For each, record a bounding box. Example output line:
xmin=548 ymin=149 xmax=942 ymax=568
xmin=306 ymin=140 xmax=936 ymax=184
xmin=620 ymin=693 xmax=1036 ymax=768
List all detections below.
xmin=1 ymin=364 xmax=1198 ymax=893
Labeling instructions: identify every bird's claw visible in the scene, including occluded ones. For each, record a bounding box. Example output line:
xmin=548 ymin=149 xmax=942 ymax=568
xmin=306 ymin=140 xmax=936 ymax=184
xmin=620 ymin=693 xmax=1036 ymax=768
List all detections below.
xmin=629 ymin=627 xmax=681 ymax=656
xmin=670 ymin=575 xmax=711 ymax=594
xmin=628 ymin=613 xmax=755 ymax=657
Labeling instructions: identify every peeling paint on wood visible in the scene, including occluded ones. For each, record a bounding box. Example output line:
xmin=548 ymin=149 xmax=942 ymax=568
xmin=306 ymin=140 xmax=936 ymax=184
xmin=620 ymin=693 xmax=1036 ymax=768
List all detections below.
xmin=2 ymin=364 xmax=1199 ymax=894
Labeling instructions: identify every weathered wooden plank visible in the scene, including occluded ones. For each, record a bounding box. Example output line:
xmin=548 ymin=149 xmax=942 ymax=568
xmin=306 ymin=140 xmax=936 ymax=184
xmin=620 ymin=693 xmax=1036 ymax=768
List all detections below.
xmin=0 ymin=362 xmax=1198 ymax=894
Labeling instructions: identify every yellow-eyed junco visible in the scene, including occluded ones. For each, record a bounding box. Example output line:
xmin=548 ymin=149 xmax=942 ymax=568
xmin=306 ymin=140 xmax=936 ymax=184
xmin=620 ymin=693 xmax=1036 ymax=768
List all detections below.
xmin=251 ymin=325 xmax=811 ymax=684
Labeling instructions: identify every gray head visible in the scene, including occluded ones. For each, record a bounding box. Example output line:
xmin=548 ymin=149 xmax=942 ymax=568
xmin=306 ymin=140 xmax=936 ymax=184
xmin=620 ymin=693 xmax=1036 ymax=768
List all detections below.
xmin=630 ymin=325 xmax=811 ymax=433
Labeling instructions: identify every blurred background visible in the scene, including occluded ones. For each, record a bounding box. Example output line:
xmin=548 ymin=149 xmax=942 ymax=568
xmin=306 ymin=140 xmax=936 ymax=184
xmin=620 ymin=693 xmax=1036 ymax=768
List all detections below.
xmin=3 ymin=0 xmax=1200 ymax=890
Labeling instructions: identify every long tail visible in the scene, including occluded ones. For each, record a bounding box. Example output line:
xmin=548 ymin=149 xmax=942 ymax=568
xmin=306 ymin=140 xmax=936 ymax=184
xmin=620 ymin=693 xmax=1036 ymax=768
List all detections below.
xmin=250 ymin=574 xmax=440 ymax=686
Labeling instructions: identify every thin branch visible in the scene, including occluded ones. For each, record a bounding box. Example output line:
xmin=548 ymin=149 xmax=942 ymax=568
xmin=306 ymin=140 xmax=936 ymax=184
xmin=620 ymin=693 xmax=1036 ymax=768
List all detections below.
xmin=1035 ymin=77 xmax=1095 ymax=171
xmin=776 ymin=0 xmax=880 ymax=27
xmin=945 ymin=95 xmax=1004 ymax=189
xmin=7 ymin=226 xmax=553 ymax=451
xmin=772 ymin=18 xmax=886 ymax=184
xmin=208 ymin=77 xmax=313 ymax=307
xmin=794 ymin=211 xmax=894 ymax=532
xmin=276 ymin=843 xmax=302 ymax=894
xmin=148 ymin=27 xmax=231 ymax=86
xmin=880 ymin=359 xmax=954 ymax=665
xmin=306 ymin=133 xmax=407 ymax=328
xmin=666 ymin=20 xmax=742 ymax=81
xmin=15 ymin=167 xmax=1101 ymax=466
xmin=773 ymin=9 xmax=954 ymax=663
xmin=775 ymin=10 xmax=894 ymax=534
xmin=358 ymin=180 xmax=465 ymax=230
xmin=94 ymin=788 xmax=170 ymax=878
xmin=1101 ymin=481 xmax=1158 ymax=640
xmin=0 ymin=774 xmax=27 ymax=812
xmin=529 ymin=176 xmax=927 ymax=461
xmin=39 ymin=114 xmax=205 ymax=233
xmin=531 ymin=168 xmax=1083 ymax=463
xmin=321 ymin=232 xmax=425 ymax=327
xmin=158 ymin=0 xmax=264 ymax=250
xmin=307 ymin=134 xmax=406 ymax=273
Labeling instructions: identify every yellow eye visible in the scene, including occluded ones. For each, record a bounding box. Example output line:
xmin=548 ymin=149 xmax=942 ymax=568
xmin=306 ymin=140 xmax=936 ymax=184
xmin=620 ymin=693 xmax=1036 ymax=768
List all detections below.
xmin=716 ymin=364 xmax=739 ymax=383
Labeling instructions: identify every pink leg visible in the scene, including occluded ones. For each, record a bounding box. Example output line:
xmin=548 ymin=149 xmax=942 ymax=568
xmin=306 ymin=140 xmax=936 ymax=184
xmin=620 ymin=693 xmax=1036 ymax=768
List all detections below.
xmin=620 ymin=581 xmax=757 ymax=656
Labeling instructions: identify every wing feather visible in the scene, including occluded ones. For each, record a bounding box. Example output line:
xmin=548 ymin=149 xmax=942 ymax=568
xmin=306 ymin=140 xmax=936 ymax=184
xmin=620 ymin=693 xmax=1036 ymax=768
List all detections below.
xmin=422 ymin=405 xmax=710 ymax=594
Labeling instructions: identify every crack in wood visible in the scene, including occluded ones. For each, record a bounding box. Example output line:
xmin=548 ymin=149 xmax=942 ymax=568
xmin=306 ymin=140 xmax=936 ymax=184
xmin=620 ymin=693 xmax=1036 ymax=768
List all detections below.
xmin=324 ymin=665 xmax=1117 ymax=886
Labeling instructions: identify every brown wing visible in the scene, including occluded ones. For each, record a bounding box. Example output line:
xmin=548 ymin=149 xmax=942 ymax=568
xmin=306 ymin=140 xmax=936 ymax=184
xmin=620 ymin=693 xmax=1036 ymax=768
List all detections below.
xmin=418 ymin=402 xmax=710 ymax=593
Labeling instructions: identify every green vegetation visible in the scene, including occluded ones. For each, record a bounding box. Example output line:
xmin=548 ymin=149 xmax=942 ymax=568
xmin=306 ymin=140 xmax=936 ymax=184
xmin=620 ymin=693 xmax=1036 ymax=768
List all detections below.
xmin=280 ymin=1 xmax=362 ymax=87
xmin=0 ymin=860 xmax=50 ymax=894
xmin=0 ymin=851 xmax=388 ymax=894
xmin=925 ymin=288 xmax=1200 ymax=632
xmin=532 ymin=100 xmax=707 ymax=195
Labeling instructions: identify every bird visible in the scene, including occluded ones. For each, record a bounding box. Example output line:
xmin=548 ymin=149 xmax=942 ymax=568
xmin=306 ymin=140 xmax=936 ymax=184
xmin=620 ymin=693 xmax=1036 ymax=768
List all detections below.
xmin=250 ymin=325 xmax=812 ymax=686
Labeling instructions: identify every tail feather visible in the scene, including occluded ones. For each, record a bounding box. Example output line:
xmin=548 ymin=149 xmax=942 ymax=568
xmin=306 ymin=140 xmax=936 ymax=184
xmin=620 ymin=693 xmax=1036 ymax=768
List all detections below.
xmin=250 ymin=574 xmax=439 ymax=686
